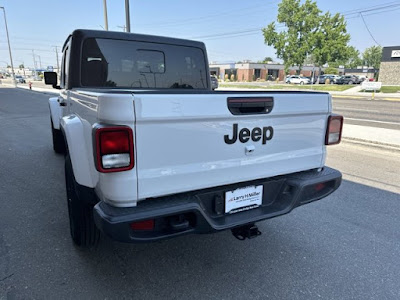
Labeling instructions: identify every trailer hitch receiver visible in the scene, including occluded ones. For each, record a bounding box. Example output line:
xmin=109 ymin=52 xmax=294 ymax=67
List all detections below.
xmin=231 ymin=224 xmax=261 ymax=240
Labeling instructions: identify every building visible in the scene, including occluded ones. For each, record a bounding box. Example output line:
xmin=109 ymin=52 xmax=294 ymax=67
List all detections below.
xmin=344 ymin=68 xmax=378 ymax=79
xmin=210 ymin=62 xmax=333 ymax=82
xmin=379 ymin=46 xmax=400 ymax=85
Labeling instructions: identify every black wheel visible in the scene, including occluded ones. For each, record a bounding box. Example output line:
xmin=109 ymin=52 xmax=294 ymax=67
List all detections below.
xmin=300 ymin=81 xmax=304 ymax=85
xmin=51 ymin=118 xmax=66 ymax=154
xmin=65 ymin=154 xmax=100 ymax=248
xmin=348 ymin=81 xmax=353 ymax=85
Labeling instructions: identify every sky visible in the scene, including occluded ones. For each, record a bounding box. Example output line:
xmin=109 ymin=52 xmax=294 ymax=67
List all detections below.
xmin=0 ymin=0 xmax=400 ymax=69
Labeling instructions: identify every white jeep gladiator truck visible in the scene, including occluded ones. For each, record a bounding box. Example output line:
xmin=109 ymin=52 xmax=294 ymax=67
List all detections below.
xmin=44 ymin=29 xmax=343 ymax=247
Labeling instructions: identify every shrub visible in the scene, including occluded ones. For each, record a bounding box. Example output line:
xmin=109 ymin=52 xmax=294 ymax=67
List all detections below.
xmin=324 ymin=67 xmax=338 ymax=75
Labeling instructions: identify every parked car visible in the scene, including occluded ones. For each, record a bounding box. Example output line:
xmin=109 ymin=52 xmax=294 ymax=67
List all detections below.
xmin=287 ymin=75 xmax=310 ymax=85
xmin=210 ymin=75 xmax=218 ymax=90
xmin=305 ymin=76 xmax=318 ymax=84
xmin=15 ymin=75 xmax=26 ymax=83
xmin=335 ymin=75 xmax=359 ymax=85
xmin=357 ymin=76 xmax=367 ymax=83
xmin=318 ymin=75 xmax=338 ymax=84
xmin=285 ymin=75 xmax=293 ymax=83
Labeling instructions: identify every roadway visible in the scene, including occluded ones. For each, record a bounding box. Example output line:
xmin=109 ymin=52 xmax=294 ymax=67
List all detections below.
xmin=332 ymin=97 xmax=400 ymax=131
xmin=1 ymin=87 xmax=400 ymax=299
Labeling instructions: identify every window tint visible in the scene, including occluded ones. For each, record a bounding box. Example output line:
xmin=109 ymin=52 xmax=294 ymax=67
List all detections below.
xmin=81 ymin=38 xmax=208 ymax=89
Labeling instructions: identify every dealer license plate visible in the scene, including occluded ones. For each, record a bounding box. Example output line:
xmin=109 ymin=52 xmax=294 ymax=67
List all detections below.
xmin=225 ymin=185 xmax=263 ymax=214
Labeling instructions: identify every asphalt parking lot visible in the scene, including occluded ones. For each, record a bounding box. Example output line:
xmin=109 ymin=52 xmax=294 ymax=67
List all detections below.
xmin=1 ymin=87 xmax=400 ymax=299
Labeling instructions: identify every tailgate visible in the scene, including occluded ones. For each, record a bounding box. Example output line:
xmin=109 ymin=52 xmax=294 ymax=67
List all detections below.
xmin=133 ymin=92 xmax=330 ymax=199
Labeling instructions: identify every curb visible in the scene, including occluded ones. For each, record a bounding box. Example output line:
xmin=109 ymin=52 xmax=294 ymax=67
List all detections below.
xmin=332 ymin=95 xmax=400 ymax=102
xmin=13 ymin=85 xmax=58 ymax=95
xmin=342 ymin=137 xmax=400 ymax=152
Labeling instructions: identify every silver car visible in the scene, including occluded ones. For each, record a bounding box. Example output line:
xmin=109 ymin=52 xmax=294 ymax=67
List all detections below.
xmin=210 ymin=76 xmax=218 ymax=90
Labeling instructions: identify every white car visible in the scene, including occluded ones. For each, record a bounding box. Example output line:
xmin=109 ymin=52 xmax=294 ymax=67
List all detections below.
xmin=288 ymin=76 xmax=310 ymax=85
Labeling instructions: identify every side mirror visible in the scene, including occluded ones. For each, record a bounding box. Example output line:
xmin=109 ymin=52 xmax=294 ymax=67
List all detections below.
xmin=44 ymin=72 xmax=60 ymax=89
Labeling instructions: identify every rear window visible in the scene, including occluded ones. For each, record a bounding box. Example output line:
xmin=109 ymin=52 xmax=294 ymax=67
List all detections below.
xmin=81 ymin=38 xmax=208 ymax=89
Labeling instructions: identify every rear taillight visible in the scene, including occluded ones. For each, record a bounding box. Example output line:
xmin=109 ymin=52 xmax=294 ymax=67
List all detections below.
xmin=325 ymin=115 xmax=343 ymax=145
xmin=95 ymin=126 xmax=134 ymax=173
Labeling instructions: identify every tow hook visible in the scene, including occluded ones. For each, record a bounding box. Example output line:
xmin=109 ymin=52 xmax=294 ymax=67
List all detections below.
xmin=231 ymin=224 xmax=261 ymax=240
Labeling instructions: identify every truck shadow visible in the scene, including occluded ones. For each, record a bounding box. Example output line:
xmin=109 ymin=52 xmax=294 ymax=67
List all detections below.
xmin=72 ymin=179 xmax=400 ymax=299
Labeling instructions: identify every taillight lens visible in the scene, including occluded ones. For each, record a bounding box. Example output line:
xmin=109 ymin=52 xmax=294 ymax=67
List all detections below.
xmin=95 ymin=126 xmax=134 ymax=173
xmin=130 ymin=219 xmax=155 ymax=231
xmin=325 ymin=115 xmax=343 ymax=145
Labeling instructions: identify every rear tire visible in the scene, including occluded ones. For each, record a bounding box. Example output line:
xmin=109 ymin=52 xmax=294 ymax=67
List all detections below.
xmin=65 ymin=154 xmax=100 ymax=248
xmin=300 ymin=81 xmax=304 ymax=85
xmin=348 ymin=81 xmax=353 ymax=85
xmin=51 ymin=118 xmax=66 ymax=154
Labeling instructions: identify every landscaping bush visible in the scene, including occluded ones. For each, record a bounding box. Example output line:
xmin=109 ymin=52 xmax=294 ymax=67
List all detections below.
xmin=324 ymin=67 xmax=338 ymax=75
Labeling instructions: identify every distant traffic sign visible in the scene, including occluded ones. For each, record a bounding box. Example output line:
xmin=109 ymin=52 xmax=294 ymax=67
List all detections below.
xmin=362 ymin=81 xmax=382 ymax=91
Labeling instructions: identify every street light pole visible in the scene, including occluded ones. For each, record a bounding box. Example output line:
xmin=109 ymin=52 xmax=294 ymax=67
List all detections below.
xmin=0 ymin=6 xmax=16 ymax=86
xmin=52 ymin=46 xmax=60 ymax=74
xmin=125 ymin=0 xmax=131 ymax=32
xmin=32 ymin=50 xmax=38 ymax=80
xmin=103 ymin=0 xmax=108 ymax=30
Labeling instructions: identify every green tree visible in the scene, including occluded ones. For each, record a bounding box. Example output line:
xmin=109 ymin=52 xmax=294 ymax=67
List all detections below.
xmin=258 ymin=56 xmax=273 ymax=63
xmin=7 ymin=65 xmax=11 ymax=68
xmin=303 ymin=54 xmax=316 ymax=65
xmin=19 ymin=64 xmax=24 ymax=69
xmin=262 ymin=0 xmax=321 ymax=73
xmin=263 ymin=0 xmax=351 ymax=73
xmin=312 ymin=12 xmax=350 ymax=69
xmin=329 ymin=46 xmax=362 ymax=68
xmin=363 ymin=46 xmax=382 ymax=69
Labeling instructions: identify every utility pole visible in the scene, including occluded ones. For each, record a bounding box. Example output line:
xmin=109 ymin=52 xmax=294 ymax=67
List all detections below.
xmin=125 ymin=0 xmax=131 ymax=32
xmin=32 ymin=50 xmax=38 ymax=80
xmin=0 ymin=6 xmax=16 ymax=86
xmin=21 ymin=61 xmax=26 ymax=77
xmin=52 ymin=46 xmax=60 ymax=74
xmin=38 ymin=55 xmax=42 ymax=69
xmin=103 ymin=0 xmax=108 ymax=30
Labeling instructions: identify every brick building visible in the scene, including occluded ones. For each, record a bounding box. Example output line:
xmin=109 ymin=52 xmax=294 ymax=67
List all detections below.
xmin=209 ymin=63 xmax=325 ymax=82
xmin=379 ymin=46 xmax=400 ymax=85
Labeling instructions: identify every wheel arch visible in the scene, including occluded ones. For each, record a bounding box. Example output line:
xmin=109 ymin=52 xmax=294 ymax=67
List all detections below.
xmin=61 ymin=115 xmax=99 ymax=188
xmin=49 ymin=97 xmax=62 ymax=130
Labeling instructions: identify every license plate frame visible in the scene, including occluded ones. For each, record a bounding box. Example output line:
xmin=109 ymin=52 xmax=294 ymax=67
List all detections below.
xmin=225 ymin=185 xmax=263 ymax=214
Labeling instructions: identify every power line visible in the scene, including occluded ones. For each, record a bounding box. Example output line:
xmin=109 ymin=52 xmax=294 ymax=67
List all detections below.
xmin=341 ymin=1 xmax=400 ymax=16
xmin=359 ymin=13 xmax=381 ymax=46
xmin=189 ymin=3 xmax=400 ymax=41
xmin=191 ymin=28 xmax=266 ymax=39
xmin=138 ymin=0 xmax=279 ymax=28
xmin=346 ymin=6 xmax=400 ymax=19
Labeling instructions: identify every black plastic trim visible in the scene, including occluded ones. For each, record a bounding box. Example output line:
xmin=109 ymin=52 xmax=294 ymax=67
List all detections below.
xmin=93 ymin=167 xmax=342 ymax=243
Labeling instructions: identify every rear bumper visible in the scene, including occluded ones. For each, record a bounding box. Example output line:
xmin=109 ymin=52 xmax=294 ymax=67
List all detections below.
xmin=94 ymin=167 xmax=341 ymax=243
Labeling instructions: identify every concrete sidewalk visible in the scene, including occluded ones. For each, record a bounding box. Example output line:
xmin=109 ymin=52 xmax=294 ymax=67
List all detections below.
xmin=0 ymin=82 xmax=58 ymax=94
xmin=342 ymin=124 xmax=400 ymax=150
